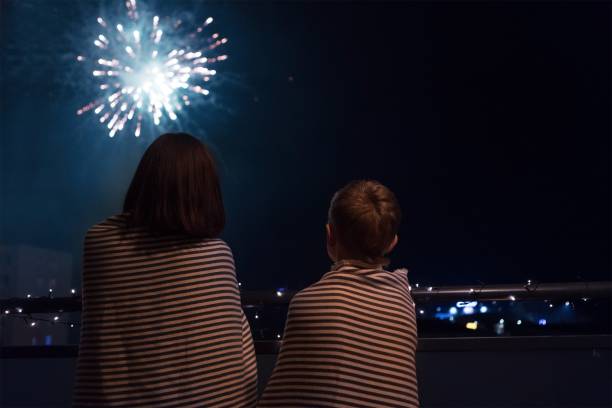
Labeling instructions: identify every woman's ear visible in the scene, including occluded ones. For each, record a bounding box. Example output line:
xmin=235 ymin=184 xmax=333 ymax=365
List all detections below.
xmin=385 ymin=234 xmax=399 ymax=255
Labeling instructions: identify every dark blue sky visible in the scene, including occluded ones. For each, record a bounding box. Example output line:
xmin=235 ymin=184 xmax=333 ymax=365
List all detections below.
xmin=0 ymin=1 xmax=609 ymax=291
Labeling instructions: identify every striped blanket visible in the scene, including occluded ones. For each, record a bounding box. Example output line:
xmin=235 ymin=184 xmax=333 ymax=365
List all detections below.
xmin=73 ymin=214 xmax=257 ymax=407
xmin=258 ymin=261 xmax=419 ymax=407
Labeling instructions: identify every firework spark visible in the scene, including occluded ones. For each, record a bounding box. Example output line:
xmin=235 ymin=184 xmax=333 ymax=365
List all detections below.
xmin=76 ymin=0 xmax=228 ymax=137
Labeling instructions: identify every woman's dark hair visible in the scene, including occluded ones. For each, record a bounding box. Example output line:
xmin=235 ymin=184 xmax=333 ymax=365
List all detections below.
xmin=329 ymin=180 xmax=402 ymax=263
xmin=123 ymin=132 xmax=224 ymax=238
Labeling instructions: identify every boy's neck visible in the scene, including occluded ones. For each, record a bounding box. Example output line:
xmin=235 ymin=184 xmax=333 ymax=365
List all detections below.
xmin=332 ymin=258 xmax=384 ymax=271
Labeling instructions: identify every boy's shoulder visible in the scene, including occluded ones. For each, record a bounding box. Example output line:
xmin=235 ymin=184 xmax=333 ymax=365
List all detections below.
xmin=287 ymin=268 xmax=415 ymax=322
xmin=322 ymin=266 xmax=410 ymax=286
xmin=290 ymin=267 xmax=410 ymax=303
xmin=289 ymin=275 xmax=333 ymax=307
xmin=290 ymin=280 xmax=320 ymax=301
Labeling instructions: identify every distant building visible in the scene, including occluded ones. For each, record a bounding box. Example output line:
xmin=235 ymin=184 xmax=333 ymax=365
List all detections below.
xmin=0 ymin=245 xmax=72 ymax=297
xmin=0 ymin=245 xmax=73 ymax=345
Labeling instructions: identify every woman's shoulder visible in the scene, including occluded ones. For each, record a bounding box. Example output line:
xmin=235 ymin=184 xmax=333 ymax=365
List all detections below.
xmin=169 ymin=237 xmax=234 ymax=259
xmin=85 ymin=215 xmax=232 ymax=249
xmin=196 ymin=238 xmax=233 ymax=253
xmin=85 ymin=214 xmax=129 ymax=236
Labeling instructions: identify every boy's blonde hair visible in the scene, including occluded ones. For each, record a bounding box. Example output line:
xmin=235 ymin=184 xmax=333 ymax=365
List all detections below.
xmin=328 ymin=180 xmax=402 ymax=263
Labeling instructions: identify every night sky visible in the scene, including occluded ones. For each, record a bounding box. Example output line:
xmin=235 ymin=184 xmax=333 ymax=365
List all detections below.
xmin=0 ymin=1 xmax=609 ymax=292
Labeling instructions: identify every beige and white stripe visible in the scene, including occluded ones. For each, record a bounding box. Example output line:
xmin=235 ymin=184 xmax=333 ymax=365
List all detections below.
xmin=73 ymin=214 xmax=257 ymax=407
xmin=258 ymin=261 xmax=419 ymax=407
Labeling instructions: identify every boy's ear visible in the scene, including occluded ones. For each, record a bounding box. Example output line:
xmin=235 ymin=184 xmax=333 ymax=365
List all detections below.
xmin=326 ymin=223 xmax=335 ymax=245
xmin=385 ymin=234 xmax=399 ymax=255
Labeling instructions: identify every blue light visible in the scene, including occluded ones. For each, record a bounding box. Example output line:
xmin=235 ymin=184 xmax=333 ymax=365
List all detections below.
xmin=463 ymin=306 xmax=475 ymax=315
xmin=538 ymin=319 xmax=547 ymax=326
xmin=479 ymin=305 xmax=488 ymax=313
xmin=449 ymin=307 xmax=458 ymax=315
xmin=456 ymin=301 xmax=477 ymax=308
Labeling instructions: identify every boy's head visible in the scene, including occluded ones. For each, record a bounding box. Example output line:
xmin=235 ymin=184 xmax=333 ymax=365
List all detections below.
xmin=326 ymin=180 xmax=402 ymax=265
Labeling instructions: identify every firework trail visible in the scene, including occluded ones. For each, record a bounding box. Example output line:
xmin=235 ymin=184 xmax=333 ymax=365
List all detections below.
xmin=76 ymin=0 xmax=228 ymax=137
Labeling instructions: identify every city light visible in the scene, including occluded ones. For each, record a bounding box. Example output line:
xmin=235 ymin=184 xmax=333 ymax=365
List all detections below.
xmin=466 ymin=321 xmax=478 ymax=330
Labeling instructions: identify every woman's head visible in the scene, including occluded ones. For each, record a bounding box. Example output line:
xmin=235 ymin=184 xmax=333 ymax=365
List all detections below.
xmin=327 ymin=180 xmax=402 ymax=264
xmin=123 ymin=133 xmax=224 ymax=237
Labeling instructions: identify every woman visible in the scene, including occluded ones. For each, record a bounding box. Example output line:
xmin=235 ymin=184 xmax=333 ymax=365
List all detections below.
xmin=73 ymin=133 xmax=257 ymax=407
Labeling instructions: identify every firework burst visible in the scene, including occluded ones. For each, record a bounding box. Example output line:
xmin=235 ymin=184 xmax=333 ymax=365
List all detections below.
xmin=76 ymin=0 xmax=228 ymax=137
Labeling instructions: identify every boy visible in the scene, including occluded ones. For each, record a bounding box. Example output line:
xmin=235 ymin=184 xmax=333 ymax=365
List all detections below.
xmin=258 ymin=180 xmax=419 ymax=407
